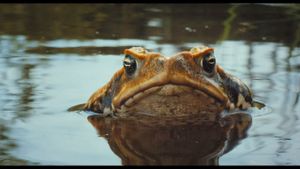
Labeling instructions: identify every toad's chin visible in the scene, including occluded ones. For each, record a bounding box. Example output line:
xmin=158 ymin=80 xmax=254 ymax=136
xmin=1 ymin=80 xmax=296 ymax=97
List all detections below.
xmin=115 ymin=84 xmax=226 ymax=117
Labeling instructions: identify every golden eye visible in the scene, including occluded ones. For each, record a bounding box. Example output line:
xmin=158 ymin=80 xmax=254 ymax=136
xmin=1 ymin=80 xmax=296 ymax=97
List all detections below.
xmin=123 ymin=55 xmax=137 ymax=76
xmin=202 ymin=52 xmax=216 ymax=73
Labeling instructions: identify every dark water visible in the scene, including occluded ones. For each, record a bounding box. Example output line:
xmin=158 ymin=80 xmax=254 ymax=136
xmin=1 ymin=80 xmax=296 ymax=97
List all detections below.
xmin=0 ymin=4 xmax=300 ymax=165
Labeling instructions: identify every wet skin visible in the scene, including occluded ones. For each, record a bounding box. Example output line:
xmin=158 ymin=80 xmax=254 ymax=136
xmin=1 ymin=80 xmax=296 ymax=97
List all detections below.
xmin=69 ymin=46 xmax=264 ymax=117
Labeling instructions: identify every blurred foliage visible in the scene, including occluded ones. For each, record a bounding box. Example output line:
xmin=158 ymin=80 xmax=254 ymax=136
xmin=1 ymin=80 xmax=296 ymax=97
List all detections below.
xmin=0 ymin=4 xmax=299 ymax=46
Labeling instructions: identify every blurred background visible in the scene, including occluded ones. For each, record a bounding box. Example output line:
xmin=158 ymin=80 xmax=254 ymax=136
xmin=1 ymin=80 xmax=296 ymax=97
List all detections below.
xmin=0 ymin=3 xmax=300 ymax=165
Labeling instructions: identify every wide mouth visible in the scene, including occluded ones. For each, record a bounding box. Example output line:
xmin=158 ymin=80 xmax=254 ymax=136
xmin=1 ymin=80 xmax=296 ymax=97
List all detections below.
xmin=114 ymin=83 xmax=229 ymax=114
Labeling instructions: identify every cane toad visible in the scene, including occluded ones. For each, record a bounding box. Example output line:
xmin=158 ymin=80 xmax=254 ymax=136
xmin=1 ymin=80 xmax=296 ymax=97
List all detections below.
xmin=68 ymin=46 xmax=264 ymax=117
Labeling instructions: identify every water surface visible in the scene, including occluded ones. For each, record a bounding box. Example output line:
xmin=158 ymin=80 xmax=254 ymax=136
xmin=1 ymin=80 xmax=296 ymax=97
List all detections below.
xmin=0 ymin=4 xmax=300 ymax=165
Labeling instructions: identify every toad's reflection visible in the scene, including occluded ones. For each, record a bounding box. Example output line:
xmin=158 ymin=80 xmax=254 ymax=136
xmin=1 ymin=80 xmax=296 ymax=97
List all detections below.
xmin=87 ymin=113 xmax=252 ymax=165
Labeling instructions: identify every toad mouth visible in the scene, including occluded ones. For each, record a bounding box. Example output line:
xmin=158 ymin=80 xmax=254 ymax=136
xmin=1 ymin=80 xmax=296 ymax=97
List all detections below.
xmin=113 ymin=82 xmax=230 ymax=113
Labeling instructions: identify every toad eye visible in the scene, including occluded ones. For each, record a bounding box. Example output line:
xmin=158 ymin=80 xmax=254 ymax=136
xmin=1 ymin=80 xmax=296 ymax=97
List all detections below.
xmin=123 ymin=55 xmax=137 ymax=76
xmin=202 ymin=52 xmax=216 ymax=74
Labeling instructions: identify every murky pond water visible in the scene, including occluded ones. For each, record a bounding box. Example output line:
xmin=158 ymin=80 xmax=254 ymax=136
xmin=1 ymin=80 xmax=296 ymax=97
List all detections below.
xmin=1 ymin=4 xmax=300 ymax=165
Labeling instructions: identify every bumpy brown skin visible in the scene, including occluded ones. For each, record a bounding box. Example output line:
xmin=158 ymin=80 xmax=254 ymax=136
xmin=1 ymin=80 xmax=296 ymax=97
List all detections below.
xmin=83 ymin=46 xmax=255 ymax=117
